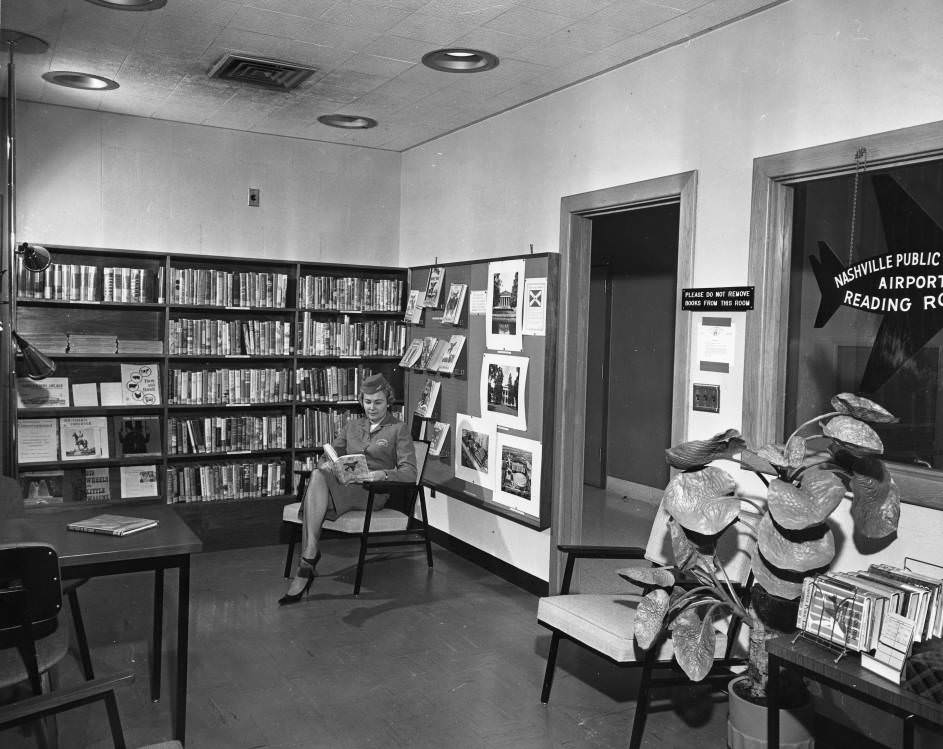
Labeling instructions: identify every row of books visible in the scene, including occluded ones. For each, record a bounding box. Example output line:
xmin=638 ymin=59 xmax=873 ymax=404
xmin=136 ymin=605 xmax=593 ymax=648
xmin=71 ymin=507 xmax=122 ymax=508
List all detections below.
xmin=168 ymin=318 xmax=293 ymax=356
xmin=297 ymin=275 xmax=403 ymax=312
xmin=166 ymin=459 xmax=287 ymax=502
xmin=797 ymin=564 xmax=943 ymax=655
xmin=167 ymin=415 xmax=288 ymax=455
xmin=170 ymin=268 xmax=289 ymax=308
xmin=21 ymin=465 xmax=158 ymax=505
xmin=399 ymin=334 xmax=466 ymax=374
xmin=297 ymin=315 xmax=406 ymax=357
xmin=17 ymin=261 xmax=164 ymax=304
xmin=103 ymin=266 xmax=162 ymax=303
xmin=168 ymin=367 xmax=292 ymax=405
xmin=18 ymin=367 xmax=161 ymax=409
xmin=18 ymin=415 xmax=164 ymax=464
xmin=293 ymin=405 xmax=406 ymax=449
xmin=295 ymin=366 xmax=380 ymax=403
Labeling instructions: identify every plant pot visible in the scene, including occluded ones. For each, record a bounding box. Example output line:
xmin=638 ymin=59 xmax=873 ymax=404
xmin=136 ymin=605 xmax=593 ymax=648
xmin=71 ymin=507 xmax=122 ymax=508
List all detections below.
xmin=727 ymin=676 xmax=815 ymax=749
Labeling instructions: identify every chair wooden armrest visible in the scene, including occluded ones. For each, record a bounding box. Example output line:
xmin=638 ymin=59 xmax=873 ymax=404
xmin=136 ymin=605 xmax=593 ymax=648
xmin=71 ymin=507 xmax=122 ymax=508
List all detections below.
xmin=0 ymin=672 xmax=134 ymax=727
xmin=360 ymin=480 xmax=415 ymax=492
xmin=556 ymin=544 xmax=648 ymax=559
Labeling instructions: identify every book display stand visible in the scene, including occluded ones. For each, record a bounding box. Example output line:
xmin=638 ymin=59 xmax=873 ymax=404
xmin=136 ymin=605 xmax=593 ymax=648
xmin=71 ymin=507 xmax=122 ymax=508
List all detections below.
xmin=10 ymin=244 xmax=407 ymax=549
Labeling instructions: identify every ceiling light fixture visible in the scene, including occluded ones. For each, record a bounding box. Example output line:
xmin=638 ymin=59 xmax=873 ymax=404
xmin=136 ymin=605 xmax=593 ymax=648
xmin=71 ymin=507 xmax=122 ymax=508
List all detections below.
xmin=42 ymin=71 xmax=119 ymax=90
xmin=421 ymin=48 xmax=499 ymax=73
xmin=84 ymin=0 xmax=168 ymax=10
xmin=317 ymin=114 xmax=378 ymax=130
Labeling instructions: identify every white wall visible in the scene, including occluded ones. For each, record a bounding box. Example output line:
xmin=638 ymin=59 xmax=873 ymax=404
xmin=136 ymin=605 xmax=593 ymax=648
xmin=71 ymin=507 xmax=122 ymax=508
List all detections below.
xmin=16 ymin=102 xmax=402 ymax=264
xmin=399 ymin=0 xmax=943 ymax=581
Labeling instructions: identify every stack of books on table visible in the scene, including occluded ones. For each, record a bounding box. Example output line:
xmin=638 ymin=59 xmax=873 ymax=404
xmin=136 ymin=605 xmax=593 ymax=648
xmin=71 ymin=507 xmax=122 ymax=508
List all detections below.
xmin=796 ymin=564 xmax=943 ymax=681
xmin=67 ymin=334 xmax=117 ymax=354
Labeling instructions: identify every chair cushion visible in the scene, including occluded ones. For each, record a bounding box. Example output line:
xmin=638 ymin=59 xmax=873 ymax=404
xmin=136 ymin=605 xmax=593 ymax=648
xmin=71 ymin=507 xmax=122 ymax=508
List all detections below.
xmin=322 ymin=509 xmax=409 ymax=534
xmin=0 ymin=622 xmax=69 ymax=690
xmin=537 ymin=594 xmax=728 ymax=664
xmin=282 ymin=502 xmax=301 ymax=524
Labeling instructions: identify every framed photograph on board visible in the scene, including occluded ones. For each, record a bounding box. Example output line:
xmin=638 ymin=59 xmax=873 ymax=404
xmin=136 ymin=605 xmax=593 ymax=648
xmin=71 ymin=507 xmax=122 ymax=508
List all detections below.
xmin=493 ymin=433 xmax=542 ymax=518
xmin=454 ymin=413 xmax=495 ymax=490
xmin=423 ymin=266 xmax=445 ymax=308
xmin=485 ymin=259 xmax=524 ymax=351
xmin=480 ymin=353 xmax=528 ymax=430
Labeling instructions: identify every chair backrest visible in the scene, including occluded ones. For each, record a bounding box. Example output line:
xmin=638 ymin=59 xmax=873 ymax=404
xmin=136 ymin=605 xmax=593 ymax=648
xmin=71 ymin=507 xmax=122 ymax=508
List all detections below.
xmin=0 ymin=544 xmax=62 ymax=634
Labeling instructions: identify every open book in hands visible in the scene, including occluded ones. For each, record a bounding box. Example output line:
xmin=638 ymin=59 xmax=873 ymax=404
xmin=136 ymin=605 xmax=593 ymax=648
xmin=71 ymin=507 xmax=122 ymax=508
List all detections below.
xmin=323 ymin=443 xmax=371 ymax=483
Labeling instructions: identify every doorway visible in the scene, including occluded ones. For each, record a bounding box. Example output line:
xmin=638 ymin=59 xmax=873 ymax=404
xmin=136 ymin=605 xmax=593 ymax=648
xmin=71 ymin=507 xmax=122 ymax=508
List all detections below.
xmin=583 ymin=204 xmax=680 ymax=498
xmin=549 ymin=172 xmax=697 ymax=590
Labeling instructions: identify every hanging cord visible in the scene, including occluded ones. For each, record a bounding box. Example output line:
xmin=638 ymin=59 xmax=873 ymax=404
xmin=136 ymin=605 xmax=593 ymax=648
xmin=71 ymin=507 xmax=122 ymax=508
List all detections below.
xmin=847 ymin=147 xmax=869 ymax=266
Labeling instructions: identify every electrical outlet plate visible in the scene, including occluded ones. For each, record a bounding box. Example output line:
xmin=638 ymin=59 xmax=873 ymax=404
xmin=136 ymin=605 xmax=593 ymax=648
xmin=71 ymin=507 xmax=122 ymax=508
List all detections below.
xmin=248 ymin=187 xmax=260 ymax=207
xmin=692 ymin=383 xmax=720 ymax=413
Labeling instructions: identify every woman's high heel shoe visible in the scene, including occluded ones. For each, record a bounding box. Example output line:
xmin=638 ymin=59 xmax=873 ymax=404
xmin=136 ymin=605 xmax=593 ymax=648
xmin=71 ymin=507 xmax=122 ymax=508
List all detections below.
xmin=278 ymin=552 xmax=322 ymax=606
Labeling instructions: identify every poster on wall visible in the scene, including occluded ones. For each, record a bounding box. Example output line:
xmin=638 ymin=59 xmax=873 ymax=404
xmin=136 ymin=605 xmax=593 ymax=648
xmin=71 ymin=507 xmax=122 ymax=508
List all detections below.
xmin=480 ymin=353 xmax=528 ymax=431
xmin=492 ymin=433 xmax=542 ymax=518
xmin=454 ymin=413 xmax=495 ymax=490
xmin=485 ymin=259 xmax=524 ymax=351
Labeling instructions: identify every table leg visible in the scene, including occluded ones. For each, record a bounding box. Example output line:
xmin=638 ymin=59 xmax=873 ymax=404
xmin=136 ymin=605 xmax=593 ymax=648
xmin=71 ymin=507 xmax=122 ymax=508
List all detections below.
xmin=175 ymin=555 xmax=191 ymax=745
xmin=151 ymin=568 xmax=164 ymax=702
xmin=767 ymin=653 xmax=780 ymax=748
xmin=903 ymin=714 xmax=914 ymax=749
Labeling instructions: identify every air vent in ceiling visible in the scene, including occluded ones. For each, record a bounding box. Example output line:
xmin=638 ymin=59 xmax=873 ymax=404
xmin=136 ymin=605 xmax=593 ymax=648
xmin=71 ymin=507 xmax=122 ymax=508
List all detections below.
xmin=208 ymin=53 xmax=316 ymax=92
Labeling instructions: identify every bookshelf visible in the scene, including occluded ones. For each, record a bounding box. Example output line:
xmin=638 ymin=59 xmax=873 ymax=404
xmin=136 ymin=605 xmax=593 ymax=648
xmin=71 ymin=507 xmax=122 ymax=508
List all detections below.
xmin=10 ymin=245 xmax=407 ymax=549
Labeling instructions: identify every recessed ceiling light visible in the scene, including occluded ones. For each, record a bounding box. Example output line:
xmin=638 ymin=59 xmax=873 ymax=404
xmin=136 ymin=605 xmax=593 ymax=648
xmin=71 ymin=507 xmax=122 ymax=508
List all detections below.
xmin=42 ymin=71 xmax=119 ymax=91
xmin=84 ymin=0 xmax=167 ymax=10
xmin=421 ymin=48 xmax=499 ymax=73
xmin=317 ymin=114 xmax=378 ymax=129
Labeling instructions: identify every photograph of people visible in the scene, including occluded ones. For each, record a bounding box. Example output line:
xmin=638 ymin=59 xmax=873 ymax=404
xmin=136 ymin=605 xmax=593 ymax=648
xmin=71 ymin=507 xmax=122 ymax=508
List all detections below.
xmin=279 ymin=373 xmax=416 ymax=605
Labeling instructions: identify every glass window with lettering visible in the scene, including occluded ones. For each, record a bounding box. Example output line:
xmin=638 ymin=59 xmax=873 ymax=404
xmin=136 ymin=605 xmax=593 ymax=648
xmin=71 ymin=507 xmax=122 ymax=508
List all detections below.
xmin=786 ymin=158 xmax=943 ymax=468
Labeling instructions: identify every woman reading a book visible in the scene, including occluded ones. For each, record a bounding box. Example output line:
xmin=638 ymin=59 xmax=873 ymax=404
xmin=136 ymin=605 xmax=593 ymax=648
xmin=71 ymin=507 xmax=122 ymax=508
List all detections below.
xmin=279 ymin=373 xmax=417 ymax=605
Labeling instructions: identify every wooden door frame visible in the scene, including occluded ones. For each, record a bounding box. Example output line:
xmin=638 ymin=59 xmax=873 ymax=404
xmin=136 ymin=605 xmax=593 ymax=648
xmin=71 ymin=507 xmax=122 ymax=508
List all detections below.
xmin=550 ymin=171 xmax=697 ymax=590
xmin=745 ymin=119 xmax=943 ymax=511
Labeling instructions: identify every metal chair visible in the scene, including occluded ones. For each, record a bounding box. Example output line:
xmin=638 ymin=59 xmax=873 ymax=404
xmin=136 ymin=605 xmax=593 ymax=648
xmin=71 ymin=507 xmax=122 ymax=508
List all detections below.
xmin=537 ymin=501 xmax=757 ymax=749
xmin=282 ymin=440 xmax=434 ymax=594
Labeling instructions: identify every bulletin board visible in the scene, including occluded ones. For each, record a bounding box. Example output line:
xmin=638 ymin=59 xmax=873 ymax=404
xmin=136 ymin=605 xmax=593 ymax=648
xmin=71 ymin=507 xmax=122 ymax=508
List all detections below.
xmin=404 ymin=252 xmax=558 ymax=530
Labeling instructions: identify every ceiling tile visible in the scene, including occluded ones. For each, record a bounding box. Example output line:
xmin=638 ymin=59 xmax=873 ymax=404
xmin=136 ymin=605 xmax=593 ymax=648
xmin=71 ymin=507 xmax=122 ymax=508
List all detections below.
xmin=510 ymin=39 xmax=595 ymax=69
xmin=519 ymin=0 xmax=612 ymax=18
xmin=484 ymin=6 xmax=573 ymax=38
xmin=342 ymin=53 xmax=414 ymax=77
xmin=200 ymin=27 xmax=292 ymax=62
xmin=245 ymin=0 xmax=338 ymax=18
xmin=319 ymin=1 xmax=415 ymax=33
xmin=418 ymin=0 xmax=517 ymax=25
xmin=48 ymin=43 xmax=130 ymax=80
xmin=586 ymin=0 xmax=683 ymax=34
xmin=447 ymin=27 xmax=531 ymax=57
xmin=359 ymin=35 xmax=435 ymax=64
xmin=153 ymin=0 xmax=243 ymax=26
xmin=385 ymin=12 xmax=478 ymax=45
xmin=548 ymin=19 xmax=637 ymax=52
xmin=118 ymin=52 xmax=200 ymax=90
xmin=283 ymin=40 xmax=356 ymax=70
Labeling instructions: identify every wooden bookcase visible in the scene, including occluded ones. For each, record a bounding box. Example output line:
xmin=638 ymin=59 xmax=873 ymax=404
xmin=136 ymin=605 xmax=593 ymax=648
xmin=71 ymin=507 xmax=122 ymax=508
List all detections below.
xmin=11 ymin=245 xmax=407 ymax=549
xmin=404 ymin=252 xmax=558 ymax=531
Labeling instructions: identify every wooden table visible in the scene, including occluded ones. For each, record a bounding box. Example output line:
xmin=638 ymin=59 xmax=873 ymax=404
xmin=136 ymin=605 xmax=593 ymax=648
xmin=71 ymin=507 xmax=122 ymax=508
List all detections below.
xmin=0 ymin=504 xmax=202 ymax=745
xmin=767 ymin=635 xmax=943 ymax=748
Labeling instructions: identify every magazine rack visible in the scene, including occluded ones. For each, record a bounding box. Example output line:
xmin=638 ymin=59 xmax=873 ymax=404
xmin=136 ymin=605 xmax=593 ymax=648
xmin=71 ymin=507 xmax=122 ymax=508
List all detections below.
xmin=793 ymin=575 xmax=868 ymax=663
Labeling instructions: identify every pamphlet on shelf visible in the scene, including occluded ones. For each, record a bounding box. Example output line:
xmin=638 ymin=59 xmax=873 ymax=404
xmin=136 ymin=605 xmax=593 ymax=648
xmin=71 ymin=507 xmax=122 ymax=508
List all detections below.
xmin=441 ymin=283 xmax=467 ymax=325
xmin=119 ymin=465 xmax=158 ymax=499
xmin=429 ymin=422 xmax=450 ymax=457
xmin=84 ymin=467 xmax=111 ymax=503
xmin=16 ymin=377 xmax=69 ymax=408
xmin=120 ymin=363 xmax=161 ymax=406
xmin=116 ymin=415 xmax=162 ymax=457
xmin=20 ymin=470 xmax=66 ymax=506
xmin=60 ymin=416 xmax=109 ymax=460
xmin=99 ymin=382 xmax=124 ymax=407
xmin=404 ymin=290 xmax=423 ymax=323
xmin=18 ymin=419 xmax=59 ymax=463
xmin=860 ymin=612 xmax=916 ymax=683
xmin=437 ymin=335 xmax=466 ymax=375
xmin=71 ymin=383 xmax=99 ymax=407
xmin=67 ymin=514 xmax=159 ymax=537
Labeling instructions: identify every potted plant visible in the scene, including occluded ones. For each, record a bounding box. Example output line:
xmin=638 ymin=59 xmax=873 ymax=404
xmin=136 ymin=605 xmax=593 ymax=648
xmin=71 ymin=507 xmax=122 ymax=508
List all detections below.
xmin=620 ymin=393 xmax=901 ymax=746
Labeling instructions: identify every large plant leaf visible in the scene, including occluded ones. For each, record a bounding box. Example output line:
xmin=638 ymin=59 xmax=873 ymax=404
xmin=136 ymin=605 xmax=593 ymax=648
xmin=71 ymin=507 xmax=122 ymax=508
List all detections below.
xmin=751 ymin=552 xmax=805 ymax=600
xmin=635 ymin=589 xmax=670 ymax=649
xmin=757 ymin=512 xmax=835 ymax=572
xmin=831 ymin=393 xmax=898 ymax=424
xmin=785 ymin=435 xmax=807 ymax=469
xmin=738 ymin=449 xmax=779 ymax=476
xmin=665 ymin=429 xmax=746 ymax=470
xmin=673 ymin=612 xmax=723 ymax=681
xmin=767 ymin=470 xmax=845 ymax=530
xmin=850 ymin=457 xmax=901 ymax=538
xmin=756 ymin=443 xmax=788 ymax=469
xmin=667 ymin=517 xmax=701 ymax=570
xmin=822 ymin=415 xmax=884 ymax=453
xmin=663 ymin=467 xmax=738 ymax=535
xmin=617 ymin=566 xmax=676 ymax=589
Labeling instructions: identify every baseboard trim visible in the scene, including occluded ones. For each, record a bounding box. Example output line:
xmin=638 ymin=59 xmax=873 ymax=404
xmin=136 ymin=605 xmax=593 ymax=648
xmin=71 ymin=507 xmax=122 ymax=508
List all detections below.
xmin=426 ymin=526 xmax=549 ymax=597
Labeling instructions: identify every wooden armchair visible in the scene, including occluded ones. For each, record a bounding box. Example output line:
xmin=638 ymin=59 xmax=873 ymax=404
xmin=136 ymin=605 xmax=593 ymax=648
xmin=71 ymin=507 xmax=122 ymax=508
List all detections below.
xmin=282 ymin=440 xmax=434 ymax=594
xmin=537 ymin=502 xmax=757 ymax=749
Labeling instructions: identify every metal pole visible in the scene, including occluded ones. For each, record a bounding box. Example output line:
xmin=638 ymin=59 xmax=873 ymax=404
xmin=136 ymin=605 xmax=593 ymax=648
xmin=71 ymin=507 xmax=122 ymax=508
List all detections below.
xmin=2 ymin=41 xmax=14 ymax=476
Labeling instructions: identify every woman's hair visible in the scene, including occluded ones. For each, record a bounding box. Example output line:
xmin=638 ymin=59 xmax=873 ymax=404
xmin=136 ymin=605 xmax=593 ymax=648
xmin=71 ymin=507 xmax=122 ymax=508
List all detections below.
xmin=359 ymin=381 xmax=395 ymax=405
